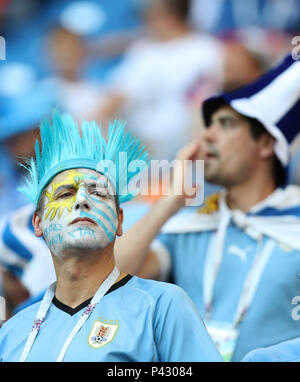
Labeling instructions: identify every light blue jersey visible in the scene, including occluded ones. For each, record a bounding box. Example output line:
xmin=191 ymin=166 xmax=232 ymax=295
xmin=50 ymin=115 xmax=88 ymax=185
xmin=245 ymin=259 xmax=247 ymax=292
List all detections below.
xmin=242 ymin=337 xmax=300 ymax=362
xmin=155 ymin=187 xmax=300 ymax=361
xmin=157 ymin=227 xmax=300 ymax=361
xmin=0 ymin=275 xmax=223 ymax=362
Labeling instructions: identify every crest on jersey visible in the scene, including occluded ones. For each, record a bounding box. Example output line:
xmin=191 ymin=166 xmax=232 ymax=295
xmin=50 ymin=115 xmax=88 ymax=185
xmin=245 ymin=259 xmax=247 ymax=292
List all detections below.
xmin=88 ymin=320 xmax=119 ymax=349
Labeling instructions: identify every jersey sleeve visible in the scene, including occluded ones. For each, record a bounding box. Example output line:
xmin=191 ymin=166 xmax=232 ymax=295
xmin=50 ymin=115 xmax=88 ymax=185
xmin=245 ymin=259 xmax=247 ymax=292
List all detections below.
xmin=242 ymin=338 xmax=300 ymax=362
xmin=241 ymin=348 xmax=271 ymax=362
xmin=153 ymin=283 xmax=223 ymax=362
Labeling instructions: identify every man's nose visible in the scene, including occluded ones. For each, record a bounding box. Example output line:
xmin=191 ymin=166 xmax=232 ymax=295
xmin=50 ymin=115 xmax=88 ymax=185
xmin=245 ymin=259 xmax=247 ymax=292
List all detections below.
xmin=74 ymin=188 xmax=91 ymax=211
xmin=202 ymin=123 xmax=218 ymax=143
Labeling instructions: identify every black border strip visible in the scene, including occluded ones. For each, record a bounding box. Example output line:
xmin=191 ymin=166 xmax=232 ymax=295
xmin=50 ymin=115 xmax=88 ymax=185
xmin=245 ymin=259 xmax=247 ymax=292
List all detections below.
xmin=52 ymin=275 xmax=133 ymax=316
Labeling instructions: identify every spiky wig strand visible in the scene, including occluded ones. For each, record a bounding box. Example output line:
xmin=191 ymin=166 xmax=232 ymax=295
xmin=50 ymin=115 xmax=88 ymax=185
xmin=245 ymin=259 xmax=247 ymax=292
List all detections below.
xmin=19 ymin=111 xmax=149 ymax=206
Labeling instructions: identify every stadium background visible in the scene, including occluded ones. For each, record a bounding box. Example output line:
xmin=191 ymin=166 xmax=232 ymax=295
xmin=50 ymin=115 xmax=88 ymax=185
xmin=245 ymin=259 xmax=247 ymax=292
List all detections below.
xmin=0 ymin=0 xmax=300 ymax=320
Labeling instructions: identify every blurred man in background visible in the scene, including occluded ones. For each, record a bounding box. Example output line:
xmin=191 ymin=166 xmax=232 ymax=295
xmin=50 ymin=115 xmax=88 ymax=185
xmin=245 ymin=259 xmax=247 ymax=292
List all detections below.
xmin=115 ymin=55 xmax=300 ymax=361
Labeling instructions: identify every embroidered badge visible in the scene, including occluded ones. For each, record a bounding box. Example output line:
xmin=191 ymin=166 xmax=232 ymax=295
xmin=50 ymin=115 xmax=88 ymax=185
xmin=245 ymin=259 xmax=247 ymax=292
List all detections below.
xmin=88 ymin=320 xmax=119 ymax=349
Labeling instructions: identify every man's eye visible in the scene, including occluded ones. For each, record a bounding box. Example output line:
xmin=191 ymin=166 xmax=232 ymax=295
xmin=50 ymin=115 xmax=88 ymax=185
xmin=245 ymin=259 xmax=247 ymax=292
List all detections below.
xmin=91 ymin=190 xmax=107 ymax=198
xmin=58 ymin=192 xmax=73 ymax=199
xmin=221 ymin=118 xmax=236 ymax=129
xmin=222 ymin=121 xmax=232 ymax=128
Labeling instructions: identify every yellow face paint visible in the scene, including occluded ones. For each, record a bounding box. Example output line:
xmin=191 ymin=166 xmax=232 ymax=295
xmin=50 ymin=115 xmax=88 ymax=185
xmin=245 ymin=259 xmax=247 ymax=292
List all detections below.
xmin=44 ymin=169 xmax=87 ymax=221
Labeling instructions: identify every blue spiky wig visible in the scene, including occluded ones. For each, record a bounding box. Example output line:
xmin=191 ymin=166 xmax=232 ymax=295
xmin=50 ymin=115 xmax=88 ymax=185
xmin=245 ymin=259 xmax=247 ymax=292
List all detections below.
xmin=19 ymin=111 xmax=149 ymax=206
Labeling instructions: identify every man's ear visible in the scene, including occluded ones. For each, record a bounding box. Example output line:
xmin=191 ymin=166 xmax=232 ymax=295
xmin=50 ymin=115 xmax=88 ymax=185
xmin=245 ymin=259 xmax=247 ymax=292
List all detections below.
xmin=32 ymin=212 xmax=43 ymax=237
xmin=259 ymin=134 xmax=275 ymax=160
xmin=116 ymin=208 xmax=124 ymax=237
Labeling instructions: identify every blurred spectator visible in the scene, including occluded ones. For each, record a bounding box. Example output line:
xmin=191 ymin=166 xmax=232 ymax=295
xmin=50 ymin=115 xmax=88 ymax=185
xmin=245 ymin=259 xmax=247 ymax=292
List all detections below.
xmin=99 ymin=0 xmax=224 ymax=161
xmin=43 ymin=25 xmax=106 ymax=122
xmin=62 ymin=0 xmax=143 ymax=80
xmin=0 ymin=63 xmax=57 ymax=218
xmin=1 ymin=0 xmax=143 ymax=83
xmin=222 ymin=41 xmax=264 ymax=92
xmin=190 ymin=0 xmax=299 ymax=75
xmin=190 ymin=0 xmax=300 ymax=35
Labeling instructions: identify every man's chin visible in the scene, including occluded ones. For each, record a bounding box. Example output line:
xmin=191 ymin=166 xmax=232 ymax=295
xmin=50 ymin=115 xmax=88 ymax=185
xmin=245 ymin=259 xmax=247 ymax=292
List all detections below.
xmin=53 ymin=240 xmax=111 ymax=257
xmin=204 ymin=171 xmax=221 ymax=185
xmin=66 ymin=239 xmax=110 ymax=250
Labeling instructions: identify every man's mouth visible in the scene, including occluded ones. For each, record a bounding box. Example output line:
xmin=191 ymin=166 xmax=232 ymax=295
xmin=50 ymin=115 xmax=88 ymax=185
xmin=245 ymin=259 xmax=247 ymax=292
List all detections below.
xmin=204 ymin=143 xmax=219 ymax=161
xmin=205 ymin=152 xmax=218 ymax=160
xmin=70 ymin=217 xmax=96 ymax=225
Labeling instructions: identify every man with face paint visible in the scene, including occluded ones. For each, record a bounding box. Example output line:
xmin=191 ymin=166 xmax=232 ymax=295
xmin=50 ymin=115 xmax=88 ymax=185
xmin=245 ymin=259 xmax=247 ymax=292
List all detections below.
xmin=38 ymin=168 xmax=120 ymax=257
xmin=0 ymin=111 xmax=223 ymax=362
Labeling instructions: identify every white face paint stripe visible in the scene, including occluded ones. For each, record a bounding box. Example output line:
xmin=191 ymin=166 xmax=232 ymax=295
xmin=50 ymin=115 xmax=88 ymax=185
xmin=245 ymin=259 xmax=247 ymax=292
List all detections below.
xmin=79 ymin=211 xmax=115 ymax=242
xmin=75 ymin=188 xmax=118 ymax=232
xmin=90 ymin=206 xmax=117 ymax=232
xmin=82 ymin=192 xmax=118 ymax=221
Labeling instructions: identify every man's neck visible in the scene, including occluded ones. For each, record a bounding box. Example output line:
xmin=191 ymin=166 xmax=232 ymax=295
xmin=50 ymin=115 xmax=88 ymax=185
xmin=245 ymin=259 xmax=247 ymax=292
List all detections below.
xmin=225 ymin=177 xmax=276 ymax=213
xmin=52 ymin=247 xmax=123 ymax=308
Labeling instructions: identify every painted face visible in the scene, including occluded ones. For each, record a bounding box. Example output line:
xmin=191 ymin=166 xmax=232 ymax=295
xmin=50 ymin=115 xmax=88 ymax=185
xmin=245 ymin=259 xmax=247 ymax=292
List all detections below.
xmin=40 ymin=168 xmax=119 ymax=258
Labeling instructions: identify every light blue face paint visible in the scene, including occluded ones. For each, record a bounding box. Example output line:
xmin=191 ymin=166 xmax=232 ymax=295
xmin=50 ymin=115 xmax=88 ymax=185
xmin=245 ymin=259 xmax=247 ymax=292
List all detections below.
xmin=79 ymin=211 xmax=115 ymax=242
xmin=89 ymin=205 xmax=117 ymax=232
xmin=78 ymin=174 xmax=98 ymax=181
xmin=74 ymin=175 xmax=108 ymax=188
xmin=77 ymin=187 xmax=118 ymax=221
xmin=74 ymin=182 xmax=118 ymax=243
xmin=86 ymin=194 xmax=118 ymax=219
xmin=44 ymin=223 xmax=63 ymax=239
xmin=48 ymin=233 xmax=64 ymax=248
xmin=68 ymin=227 xmax=96 ymax=240
xmin=77 ymin=182 xmax=112 ymax=201
xmin=76 ymin=190 xmax=117 ymax=230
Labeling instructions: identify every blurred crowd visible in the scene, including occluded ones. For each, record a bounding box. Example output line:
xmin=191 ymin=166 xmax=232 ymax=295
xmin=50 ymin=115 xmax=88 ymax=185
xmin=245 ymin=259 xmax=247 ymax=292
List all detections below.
xmin=0 ymin=0 xmax=300 ymax=318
